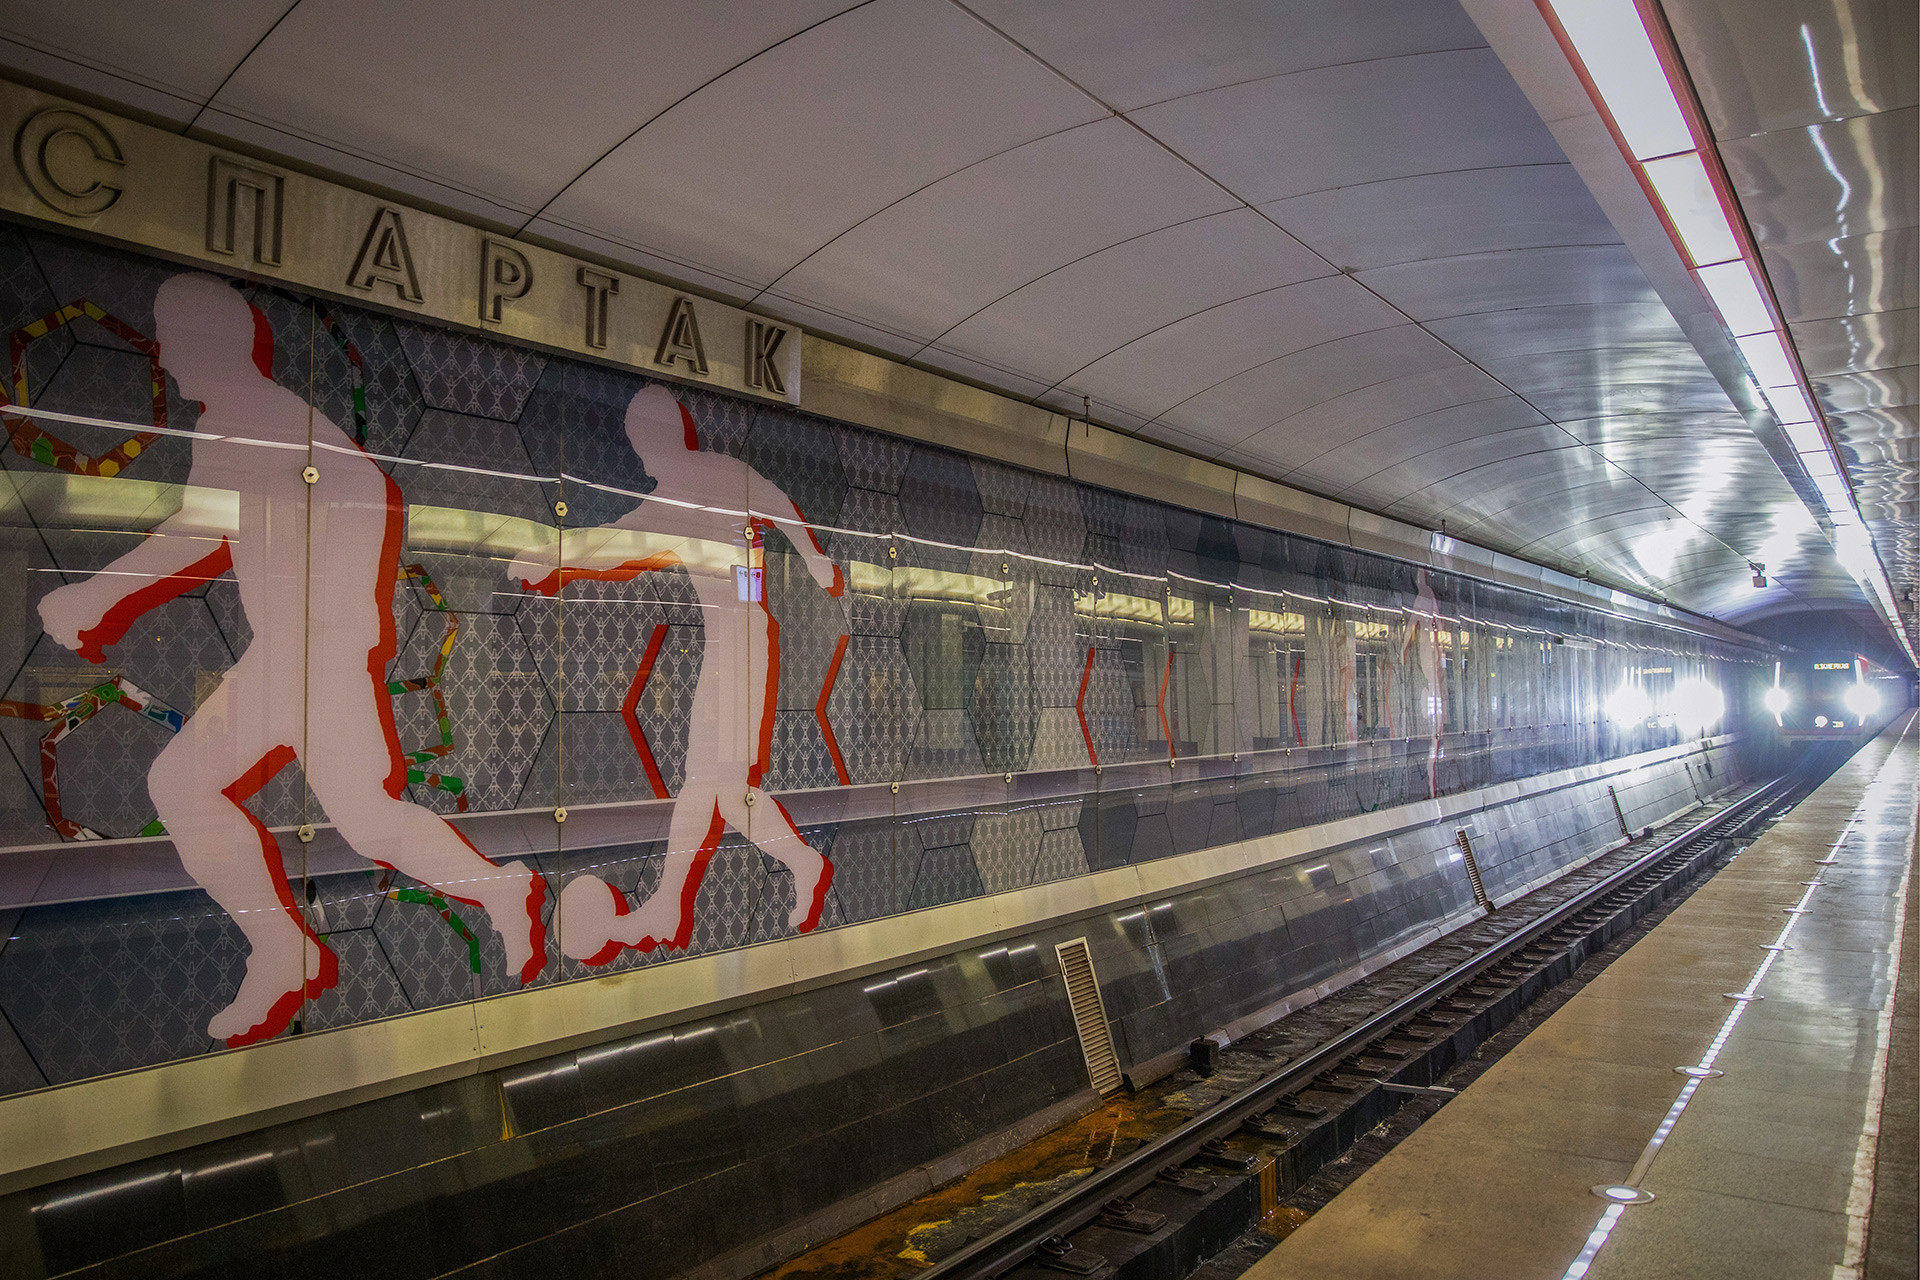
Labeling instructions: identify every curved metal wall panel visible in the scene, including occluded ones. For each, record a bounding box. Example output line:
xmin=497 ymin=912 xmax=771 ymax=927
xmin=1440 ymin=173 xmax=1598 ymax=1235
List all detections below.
xmin=0 ymin=226 xmax=1772 ymax=1101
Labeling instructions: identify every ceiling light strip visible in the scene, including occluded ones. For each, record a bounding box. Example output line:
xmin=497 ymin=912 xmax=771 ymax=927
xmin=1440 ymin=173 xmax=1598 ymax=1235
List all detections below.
xmin=1537 ymin=0 xmax=1913 ymax=661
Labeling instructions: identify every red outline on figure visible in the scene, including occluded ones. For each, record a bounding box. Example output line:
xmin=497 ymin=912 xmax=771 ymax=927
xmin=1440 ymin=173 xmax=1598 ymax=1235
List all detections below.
xmin=816 ymin=634 xmax=851 ymax=786
xmin=518 ymin=551 xmax=683 ymax=597
xmin=217 ymin=743 xmax=337 ymax=1048
xmin=1075 ymin=646 xmax=1099 ymax=768
xmin=664 ymin=802 xmax=728 ymax=951
xmin=1289 ymin=653 xmax=1305 ymax=746
xmin=772 ymin=794 xmax=833 ymax=931
xmin=1158 ymin=644 xmax=1175 ymax=760
xmin=621 ymin=623 xmax=673 ymax=799
xmin=749 ymin=519 xmax=779 ymax=790
xmin=75 ymin=540 xmax=233 ymax=662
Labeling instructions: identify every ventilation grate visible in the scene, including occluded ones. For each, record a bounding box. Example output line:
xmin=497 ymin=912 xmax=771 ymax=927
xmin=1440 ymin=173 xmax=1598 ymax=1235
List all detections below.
xmin=1455 ymin=827 xmax=1491 ymax=912
xmin=1055 ymin=938 xmax=1122 ymax=1095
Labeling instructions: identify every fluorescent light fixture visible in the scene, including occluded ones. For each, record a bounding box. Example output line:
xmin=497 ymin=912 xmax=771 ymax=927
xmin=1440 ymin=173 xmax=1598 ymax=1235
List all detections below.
xmin=1816 ymin=475 xmax=1852 ymax=507
xmin=1782 ymin=418 xmax=1827 ymax=452
xmin=1696 ymin=261 xmax=1773 ymax=334
xmin=1642 ymin=152 xmax=1740 ymax=265
xmin=1830 ymin=506 xmax=1862 ymax=527
xmin=1765 ymin=382 xmax=1816 ymax=424
xmin=1548 ymin=0 xmax=1693 ymax=159
xmin=1798 ymin=450 xmax=1839 ymax=478
xmin=1736 ymin=332 xmax=1797 ymax=388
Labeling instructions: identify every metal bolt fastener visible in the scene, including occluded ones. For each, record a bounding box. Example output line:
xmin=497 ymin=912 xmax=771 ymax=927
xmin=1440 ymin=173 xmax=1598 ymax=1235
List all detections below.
xmin=301 ymin=465 xmax=319 ymax=485
xmin=553 ymin=806 xmax=568 ymax=823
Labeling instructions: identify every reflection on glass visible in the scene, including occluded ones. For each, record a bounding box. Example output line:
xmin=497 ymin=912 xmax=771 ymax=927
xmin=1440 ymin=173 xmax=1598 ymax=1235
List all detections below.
xmin=0 ymin=230 xmax=1771 ymax=1092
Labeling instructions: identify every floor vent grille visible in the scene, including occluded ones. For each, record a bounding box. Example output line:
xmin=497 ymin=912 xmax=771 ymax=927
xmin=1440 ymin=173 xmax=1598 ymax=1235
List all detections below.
xmin=1056 ymin=938 xmax=1121 ymax=1095
xmin=1455 ymin=827 xmax=1491 ymax=912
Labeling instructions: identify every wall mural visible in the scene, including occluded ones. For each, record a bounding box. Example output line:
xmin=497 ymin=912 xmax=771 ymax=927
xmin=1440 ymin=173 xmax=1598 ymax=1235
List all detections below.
xmin=0 ymin=226 xmax=1761 ymax=1090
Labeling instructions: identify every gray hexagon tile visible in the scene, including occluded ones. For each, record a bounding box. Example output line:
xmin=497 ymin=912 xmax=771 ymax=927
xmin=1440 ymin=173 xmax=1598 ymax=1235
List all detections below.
xmin=395 ymin=320 xmax=546 ymax=420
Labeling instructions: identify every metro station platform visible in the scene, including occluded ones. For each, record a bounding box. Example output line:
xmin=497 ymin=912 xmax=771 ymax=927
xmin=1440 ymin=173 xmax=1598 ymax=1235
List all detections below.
xmin=1251 ymin=715 xmax=1919 ymax=1280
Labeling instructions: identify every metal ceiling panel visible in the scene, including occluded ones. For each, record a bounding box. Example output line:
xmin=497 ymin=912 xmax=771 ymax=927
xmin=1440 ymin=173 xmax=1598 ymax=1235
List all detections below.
xmin=1261 ymin=164 xmax=1618 ymax=272
xmin=1791 ymin=310 xmax=1916 ymax=376
xmin=541 ymin=0 xmax=1105 ymax=294
xmin=200 ymin=0 xmax=862 ymax=222
xmin=1426 ymin=302 xmax=1688 ymax=360
xmin=1130 ymin=49 xmax=1566 ymax=204
xmin=1356 ymin=244 xmax=1659 ymax=322
xmin=0 ymin=1 xmax=285 ymax=121
xmin=1664 ymin=0 xmax=1915 ymax=140
xmin=1718 ymin=108 xmax=1917 ymax=249
xmin=1317 ymin=406 xmax=1568 ymax=496
xmin=1065 ymin=274 xmax=1402 ymax=423
xmin=968 ymin=0 xmax=1487 ymax=113
xmin=1158 ymin=326 xmax=1468 ymax=453
xmin=924 ymin=209 xmax=1332 ymax=387
xmin=1768 ymin=228 xmax=1920 ymax=323
xmin=765 ymin=116 xmax=1236 ymax=346
xmin=1266 ymin=365 xmax=1521 ymax=473
xmin=1341 ymin=428 xmax=1584 ymax=505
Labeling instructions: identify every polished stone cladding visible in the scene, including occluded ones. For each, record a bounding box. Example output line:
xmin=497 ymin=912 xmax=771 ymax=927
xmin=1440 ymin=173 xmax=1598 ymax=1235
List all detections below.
xmin=0 ymin=224 xmax=1770 ymax=1095
xmin=0 ymin=740 xmax=1738 ymax=1280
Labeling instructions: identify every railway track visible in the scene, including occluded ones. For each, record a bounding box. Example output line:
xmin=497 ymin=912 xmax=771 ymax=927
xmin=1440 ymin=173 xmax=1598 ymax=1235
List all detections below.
xmin=912 ymin=763 xmax=1824 ymax=1280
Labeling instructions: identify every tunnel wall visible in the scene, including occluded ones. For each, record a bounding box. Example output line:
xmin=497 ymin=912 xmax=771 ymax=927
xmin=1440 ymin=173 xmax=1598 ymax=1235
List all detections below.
xmin=0 ymin=225 xmax=1777 ymax=1107
xmin=0 ymin=734 xmax=1741 ymax=1280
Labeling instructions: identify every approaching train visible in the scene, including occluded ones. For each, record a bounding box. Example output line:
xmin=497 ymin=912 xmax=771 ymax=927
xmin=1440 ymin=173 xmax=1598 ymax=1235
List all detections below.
xmin=1767 ymin=652 xmax=1909 ymax=743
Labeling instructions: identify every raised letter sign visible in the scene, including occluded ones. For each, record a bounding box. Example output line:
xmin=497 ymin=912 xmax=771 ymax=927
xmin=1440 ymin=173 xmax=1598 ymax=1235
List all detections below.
xmin=653 ymin=296 xmax=708 ymax=376
xmin=744 ymin=321 xmax=788 ymax=396
xmin=347 ymin=206 xmax=424 ymax=303
xmin=14 ymin=108 xmax=123 ymax=216
xmin=480 ymin=239 xmax=532 ymax=323
xmin=577 ymin=266 xmax=618 ymax=349
xmin=206 ymin=156 xmax=284 ymax=265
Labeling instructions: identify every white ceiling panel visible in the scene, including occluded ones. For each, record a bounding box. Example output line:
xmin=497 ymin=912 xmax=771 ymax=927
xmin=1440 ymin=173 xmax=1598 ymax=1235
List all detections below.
xmin=968 ymin=0 xmax=1486 ymax=112
xmin=1426 ymin=303 xmax=1688 ymax=362
xmin=1357 ymin=245 xmax=1659 ymax=322
xmin=766 ymin=117 xmax=1235 ymax=346
xmin=1130 ymin=49 xmax=1566 ymax=205
xmin=1066 ymin=275 xmax=1403 ymax=424
xmin=1261 ymin=164 xmax=1617 ymax=272
xmin=1307 ymin=396 xmax=1553 ymax=492
xmin=207 ymin=0 xmax=860 ymax=220
xmin=1342 ymin=426 xmax=1582 ymax=507
xmin=1155 ymin=325 xmax=1464 ymax=454
xmin=1767 ymin=228 xmax=1919 ymax=323
xmin=1791 ymin=310 xmax=1916 ymax=377
xmin=1248 ymin=363 xmax=1514 ymax=471
xmin=543 ymin=0 xmax=1104 ymax=293
xmin=0 ymin=1 xmax=286 ymax=120
xmin=1551 ymin=410 xmax=1749 ymax=447
xmin=928 ymin=210 xmax=1331 ymax=387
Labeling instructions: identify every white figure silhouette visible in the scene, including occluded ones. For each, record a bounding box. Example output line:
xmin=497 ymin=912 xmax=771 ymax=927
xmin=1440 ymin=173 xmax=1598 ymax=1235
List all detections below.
xmin=511 ymin=385 xmax=841 ymax=959
xmin=38 ymin=274 xmax=548 ymax=1046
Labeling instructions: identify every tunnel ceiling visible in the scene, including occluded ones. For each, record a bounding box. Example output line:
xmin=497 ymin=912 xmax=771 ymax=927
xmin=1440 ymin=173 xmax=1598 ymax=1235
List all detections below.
xmin=0 ymin=0 xmax=1910 ymax=642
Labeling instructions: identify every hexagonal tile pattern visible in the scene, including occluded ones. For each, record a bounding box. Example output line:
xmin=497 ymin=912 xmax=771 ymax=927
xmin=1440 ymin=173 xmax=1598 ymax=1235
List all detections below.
xmin=395 ymin=320 xmax=546 ymax=420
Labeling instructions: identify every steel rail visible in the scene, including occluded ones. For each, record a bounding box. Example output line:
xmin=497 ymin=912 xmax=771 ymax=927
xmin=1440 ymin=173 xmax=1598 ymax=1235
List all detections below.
xmin=919 ymin=773 xmax=1800 ymax=1279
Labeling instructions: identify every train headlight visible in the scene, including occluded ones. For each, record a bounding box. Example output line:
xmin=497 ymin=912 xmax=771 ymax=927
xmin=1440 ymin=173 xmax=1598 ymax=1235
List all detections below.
xmin=1844 ymin=684 xmax=1881 ymax=718
xmin=1762 ymin=686 xmax=1790 ymax=716
xmin=1605 ymin=683 xmax=1652 ymax=726
xmin=1671 ymin=679 xmax=1725 ymax=732
xmin=1816 ymin=715 xmax=1829 ymax=728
